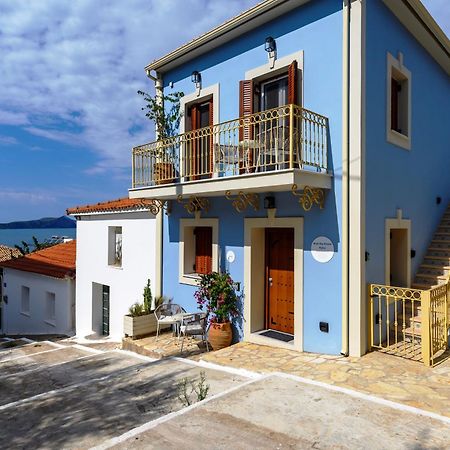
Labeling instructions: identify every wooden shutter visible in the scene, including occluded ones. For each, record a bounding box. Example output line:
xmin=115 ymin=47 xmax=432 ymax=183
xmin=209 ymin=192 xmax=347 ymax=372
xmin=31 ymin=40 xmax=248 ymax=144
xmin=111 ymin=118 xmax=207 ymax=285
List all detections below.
xmin=190 ymin=104 xmax=199 ymax=180
xmin=391 ymin=78 xmax=399 ymax=132
xmin=288 ymin=60 xmax=298 ymax=105
xmin=195 ymin=227 xmax=212 ymax=275
xmin=239 ymin=80 xmax=254 ymax=141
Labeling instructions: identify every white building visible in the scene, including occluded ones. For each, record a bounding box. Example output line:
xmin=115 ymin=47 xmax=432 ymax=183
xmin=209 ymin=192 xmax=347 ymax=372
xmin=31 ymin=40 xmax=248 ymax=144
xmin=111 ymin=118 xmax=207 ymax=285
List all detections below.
xmin=1 ymin=241 xmax=76 ymax=336
xmin=67 ymin=198 xmax=159 ymax=340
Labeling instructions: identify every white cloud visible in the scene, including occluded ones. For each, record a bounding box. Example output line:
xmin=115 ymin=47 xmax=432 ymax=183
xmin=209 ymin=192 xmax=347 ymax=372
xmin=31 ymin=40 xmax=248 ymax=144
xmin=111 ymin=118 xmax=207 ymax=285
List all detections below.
xmin=0 ymin=0 xmax=259 ymax=174
xmin=0 ymin=135 xmax=18 ymax=145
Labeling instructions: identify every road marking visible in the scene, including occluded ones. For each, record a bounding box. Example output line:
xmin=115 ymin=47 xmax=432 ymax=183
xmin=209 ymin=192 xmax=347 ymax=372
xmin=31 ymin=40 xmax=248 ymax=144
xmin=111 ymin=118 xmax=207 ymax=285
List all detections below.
xmin=273 ymin=372 xmax=450 ymax=425
xmin=19 ymin=337 xmax=36 ymax=344
xmin=91 ymin=374 xmax=268 ymax=450
xmin=0 ymin=347 xmax=64 ymax=363
xmin=114 ymin=349 xmax=158 ymax=362
xmin=0 ymin=359 xmax=153 ymax=412
xmin=71 ymin=344 xmax=104 ymax=354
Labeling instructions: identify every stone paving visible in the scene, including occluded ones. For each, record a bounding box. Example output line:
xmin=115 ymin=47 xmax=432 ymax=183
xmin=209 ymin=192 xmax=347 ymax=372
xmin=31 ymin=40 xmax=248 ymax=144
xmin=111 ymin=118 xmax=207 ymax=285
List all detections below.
xmin=201 ymin=342 xmax=450 ymax=418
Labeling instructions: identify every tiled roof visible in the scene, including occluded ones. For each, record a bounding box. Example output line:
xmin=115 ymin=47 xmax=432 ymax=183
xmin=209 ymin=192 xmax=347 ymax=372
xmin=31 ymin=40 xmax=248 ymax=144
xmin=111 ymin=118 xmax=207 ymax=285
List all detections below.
xmin=0 ymin=240 xmax=76 ymax=279
xmin=66 ymin=197 xmax=154 ymax=215
xmin=0 ymin=245 xmax=21 ymax=263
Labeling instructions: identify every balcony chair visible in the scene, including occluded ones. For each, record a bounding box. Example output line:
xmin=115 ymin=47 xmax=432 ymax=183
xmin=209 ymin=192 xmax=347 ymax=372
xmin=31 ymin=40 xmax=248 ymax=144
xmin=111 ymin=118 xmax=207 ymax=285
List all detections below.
xmin=179 ymin=312 xmax=209 ymax=353
xmin=154 ymin=303 xmax=186 ymax=340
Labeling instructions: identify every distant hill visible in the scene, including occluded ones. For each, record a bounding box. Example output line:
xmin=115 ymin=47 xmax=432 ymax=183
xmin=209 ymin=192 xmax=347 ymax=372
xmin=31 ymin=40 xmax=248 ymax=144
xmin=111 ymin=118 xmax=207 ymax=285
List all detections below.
xmin=0 ymin=216 xmax=76 ymax=229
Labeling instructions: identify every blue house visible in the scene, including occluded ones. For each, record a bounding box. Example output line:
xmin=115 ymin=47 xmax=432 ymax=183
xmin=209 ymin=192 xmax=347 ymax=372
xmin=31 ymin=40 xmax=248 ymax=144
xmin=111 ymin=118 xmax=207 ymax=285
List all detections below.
xmin=129 ymin=0 xmax=450 ymax=359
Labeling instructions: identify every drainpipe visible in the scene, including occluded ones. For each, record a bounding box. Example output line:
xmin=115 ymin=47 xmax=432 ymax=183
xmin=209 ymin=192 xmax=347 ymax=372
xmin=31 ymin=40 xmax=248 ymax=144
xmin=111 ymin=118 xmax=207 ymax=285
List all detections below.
xmin=341 ymin=0 xmax=351 ymax=357
xmin=146 ymin=69 xmax=164 ymax=299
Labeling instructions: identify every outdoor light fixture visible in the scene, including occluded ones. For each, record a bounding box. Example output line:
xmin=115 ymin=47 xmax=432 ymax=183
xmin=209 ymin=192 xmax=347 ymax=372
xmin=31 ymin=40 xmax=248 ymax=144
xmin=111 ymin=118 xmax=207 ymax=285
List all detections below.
xmin=191 ymin=70 xmax=202 ymax=96
xmin=264 ymin=195 xmax=276 ymax=209
xmin=264 ymin=36 xmax=277 ymax=68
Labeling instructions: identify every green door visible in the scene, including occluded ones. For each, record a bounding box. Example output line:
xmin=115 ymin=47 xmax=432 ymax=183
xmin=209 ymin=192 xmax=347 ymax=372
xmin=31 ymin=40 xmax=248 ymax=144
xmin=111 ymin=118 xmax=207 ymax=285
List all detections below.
xmin=102 ymin=285 xmax=110 ymax=336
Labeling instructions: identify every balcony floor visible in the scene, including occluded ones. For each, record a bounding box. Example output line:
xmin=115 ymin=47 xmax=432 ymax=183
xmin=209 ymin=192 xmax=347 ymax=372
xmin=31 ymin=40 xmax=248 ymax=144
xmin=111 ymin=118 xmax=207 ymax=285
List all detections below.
xmin=129 ymin=168 xmax=332 ymax=200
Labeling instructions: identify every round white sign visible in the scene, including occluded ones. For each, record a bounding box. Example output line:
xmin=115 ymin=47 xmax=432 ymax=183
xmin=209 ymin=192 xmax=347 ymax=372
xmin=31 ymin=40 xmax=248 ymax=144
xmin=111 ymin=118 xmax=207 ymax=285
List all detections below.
xmin=226 ymin=250 xmax=235 ymax=263
xmin=311 ymin=236 xmax=334 ymax=263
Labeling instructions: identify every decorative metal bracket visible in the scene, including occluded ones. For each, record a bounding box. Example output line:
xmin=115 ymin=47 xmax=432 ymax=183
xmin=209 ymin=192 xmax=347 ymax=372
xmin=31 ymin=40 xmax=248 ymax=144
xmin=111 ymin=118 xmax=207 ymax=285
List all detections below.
xmin=148 ymin=199 xmax=171 ymax=216
xmin=177 ymin=195 xmax=210 ymax=215
xmin=225 ymin=191 xmax=259 ymax=213
xmin=291 ymin=185 xmax=325 ymax=211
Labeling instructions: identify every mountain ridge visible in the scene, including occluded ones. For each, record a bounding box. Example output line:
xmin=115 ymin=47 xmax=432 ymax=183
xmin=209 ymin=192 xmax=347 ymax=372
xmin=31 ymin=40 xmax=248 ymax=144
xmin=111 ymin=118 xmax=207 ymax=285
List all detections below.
xmin=0 ymin=216 xmax=76 ymax=229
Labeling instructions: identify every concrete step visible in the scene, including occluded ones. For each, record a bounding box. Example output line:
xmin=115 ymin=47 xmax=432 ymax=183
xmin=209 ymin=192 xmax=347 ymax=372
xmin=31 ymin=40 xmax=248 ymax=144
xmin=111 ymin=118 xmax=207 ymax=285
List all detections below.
xmin=403 ymin=326 xmax=422 ymax=341
xmin=427 ymin=248 xmax=450 ymax=258
xmin=409 ymin=315 xmax=422 ymax=331
xmin=411 ymin=282 xmax=434 ymax=290
xmin=431 ymin=240 xmax=450 ymax=247
xmin=422 ymin=256 xmax=450 ymax=266
xmin=418 ymin=265 xmax=450 ymax=277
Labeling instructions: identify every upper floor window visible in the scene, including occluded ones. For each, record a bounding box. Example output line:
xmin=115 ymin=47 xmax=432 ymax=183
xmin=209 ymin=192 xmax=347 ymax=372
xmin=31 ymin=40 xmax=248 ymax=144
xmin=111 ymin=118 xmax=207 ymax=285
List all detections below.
xmin=108 ymin=226 xmax=122 ymax=267
xmin=387 ymin=52 xmax=411 ymax=150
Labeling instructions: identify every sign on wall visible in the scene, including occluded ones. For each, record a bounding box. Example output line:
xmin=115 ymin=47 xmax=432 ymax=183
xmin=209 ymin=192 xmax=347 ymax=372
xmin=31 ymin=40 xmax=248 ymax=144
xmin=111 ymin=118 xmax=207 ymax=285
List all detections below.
xmin=311 ymin=236 xmax=334 ymax=263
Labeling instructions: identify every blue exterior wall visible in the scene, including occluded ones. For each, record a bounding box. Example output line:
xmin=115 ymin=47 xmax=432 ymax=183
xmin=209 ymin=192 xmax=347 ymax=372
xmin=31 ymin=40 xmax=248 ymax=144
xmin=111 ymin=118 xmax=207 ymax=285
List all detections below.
xmin=365 ymin=1 xmax=450 ymax=286
xmin=160 ymin=0 xmax=344 ymax=354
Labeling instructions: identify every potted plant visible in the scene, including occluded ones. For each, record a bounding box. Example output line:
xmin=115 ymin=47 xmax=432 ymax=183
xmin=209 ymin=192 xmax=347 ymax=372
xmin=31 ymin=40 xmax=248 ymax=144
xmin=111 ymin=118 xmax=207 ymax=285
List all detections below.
xmin=123 ymin=280 xmax=168 ymax=339
xmin=137 ymin=89 xmax=184 ymax=185
xmin=194 ymin=272 xmax=240 ymax=350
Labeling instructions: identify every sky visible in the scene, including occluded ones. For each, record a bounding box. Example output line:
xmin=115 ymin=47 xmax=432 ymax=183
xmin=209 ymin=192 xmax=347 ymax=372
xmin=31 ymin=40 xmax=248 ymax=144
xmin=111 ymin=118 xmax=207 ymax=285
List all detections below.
xmin=0 ymin=0 xmax=448 ymax=222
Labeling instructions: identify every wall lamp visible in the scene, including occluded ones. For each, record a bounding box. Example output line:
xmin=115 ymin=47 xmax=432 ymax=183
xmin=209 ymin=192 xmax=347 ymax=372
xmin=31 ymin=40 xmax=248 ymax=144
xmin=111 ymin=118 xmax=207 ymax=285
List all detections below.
xmin=191 ymin=70 xmax=202 ymax=96
xmin=264 ymin=195 xmax=276 ymax=209
xmin=264 ymin=36 xmax=277 ymax=69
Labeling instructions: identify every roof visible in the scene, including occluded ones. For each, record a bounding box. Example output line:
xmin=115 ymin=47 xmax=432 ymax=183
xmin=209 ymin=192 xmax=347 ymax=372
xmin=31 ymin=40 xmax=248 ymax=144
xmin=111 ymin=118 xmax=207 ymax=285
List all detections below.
xmin=0 ymin=240 xmax=76 ymax=279
xmin=0 ymin=245 xmax=21 ymax=263
xmin=66 ymin=197 xmax=155 ymax=216
xmin=146 ymin=0 xmax=449 ymax=75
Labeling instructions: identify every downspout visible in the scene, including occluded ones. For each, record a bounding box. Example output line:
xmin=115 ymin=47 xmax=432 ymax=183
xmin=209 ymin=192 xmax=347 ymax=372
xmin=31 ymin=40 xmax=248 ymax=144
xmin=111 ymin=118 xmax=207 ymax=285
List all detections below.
xmin=146 ymin=69 xmax=164 ymax=299
xmin=341 ymin=0 xmax=351 ymax=356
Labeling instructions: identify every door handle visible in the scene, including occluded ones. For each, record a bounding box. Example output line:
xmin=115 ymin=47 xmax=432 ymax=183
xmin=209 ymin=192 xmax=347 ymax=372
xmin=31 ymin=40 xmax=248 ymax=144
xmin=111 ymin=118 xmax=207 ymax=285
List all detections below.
xmin=268 ymin=277 xmax=273 ymax=287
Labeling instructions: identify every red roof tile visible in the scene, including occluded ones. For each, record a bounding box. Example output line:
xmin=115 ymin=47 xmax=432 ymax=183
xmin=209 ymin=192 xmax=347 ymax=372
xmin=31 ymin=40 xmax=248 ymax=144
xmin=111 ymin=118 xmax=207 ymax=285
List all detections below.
xmin=66 ymin=197 xmax=154 ymax=215
xmin=0 ymin=245 xmax=21 ymax=263
xmin=0 ymin=240 xmax=76 ymax=279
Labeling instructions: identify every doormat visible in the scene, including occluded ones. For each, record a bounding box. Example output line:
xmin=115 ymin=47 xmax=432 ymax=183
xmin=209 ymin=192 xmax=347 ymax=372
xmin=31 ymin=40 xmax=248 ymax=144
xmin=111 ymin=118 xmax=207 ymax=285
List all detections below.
xmin=259 ymin=330 xmax=294 ymax=342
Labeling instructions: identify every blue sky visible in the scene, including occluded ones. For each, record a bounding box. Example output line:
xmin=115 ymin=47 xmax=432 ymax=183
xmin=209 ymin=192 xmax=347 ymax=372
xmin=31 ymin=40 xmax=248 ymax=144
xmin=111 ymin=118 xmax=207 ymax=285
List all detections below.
xmin=0 ymin=0 xmax=448 ymax=222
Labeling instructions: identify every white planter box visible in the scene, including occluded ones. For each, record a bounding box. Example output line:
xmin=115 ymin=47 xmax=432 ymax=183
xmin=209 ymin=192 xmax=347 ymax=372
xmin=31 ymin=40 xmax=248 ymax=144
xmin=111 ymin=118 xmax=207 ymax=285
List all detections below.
xmin=123 ymin=313 xmax=170 ymax=339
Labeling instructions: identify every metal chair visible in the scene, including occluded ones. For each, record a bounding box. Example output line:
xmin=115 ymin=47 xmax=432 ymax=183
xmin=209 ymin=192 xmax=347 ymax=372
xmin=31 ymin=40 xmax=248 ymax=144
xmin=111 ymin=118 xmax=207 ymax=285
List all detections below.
xmin=179 ymin=312 xmax=209 ymax=353
xmin=154 ymin=303 xmax=185 ymax=340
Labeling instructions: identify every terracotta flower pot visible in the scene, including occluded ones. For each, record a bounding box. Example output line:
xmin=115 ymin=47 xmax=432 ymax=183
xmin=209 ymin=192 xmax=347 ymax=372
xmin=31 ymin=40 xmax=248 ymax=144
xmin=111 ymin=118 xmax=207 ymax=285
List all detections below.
xmin=208 ymin=321 xmax=233 ymax=351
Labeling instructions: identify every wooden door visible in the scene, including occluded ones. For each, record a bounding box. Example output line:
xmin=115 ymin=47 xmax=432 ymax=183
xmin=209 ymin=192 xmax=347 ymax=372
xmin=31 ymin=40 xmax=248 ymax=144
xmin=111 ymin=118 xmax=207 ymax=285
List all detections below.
xmin=265 ymin=228 xmax=294 ymax=334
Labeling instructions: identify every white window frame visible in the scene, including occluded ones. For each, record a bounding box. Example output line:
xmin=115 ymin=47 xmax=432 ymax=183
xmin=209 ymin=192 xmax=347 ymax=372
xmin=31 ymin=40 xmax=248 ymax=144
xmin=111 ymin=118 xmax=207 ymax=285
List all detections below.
xmin=386 ymin=52 xmax=412 ymax=150
xmin=108 ymin=226 xmax=123 ymax=268
xmin=179 ymin=217 xmax=219 ymax=286
xmin=21 ymin=285 xmax=30 ymax=316
xmin=45 ymin=292 xmax=56 ymax=326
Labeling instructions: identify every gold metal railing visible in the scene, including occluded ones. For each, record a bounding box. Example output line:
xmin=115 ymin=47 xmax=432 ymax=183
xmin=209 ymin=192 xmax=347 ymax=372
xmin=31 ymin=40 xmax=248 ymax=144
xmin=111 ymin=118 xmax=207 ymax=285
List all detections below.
xmin=132 ymin=104 xmax=329 ymax=188
xmin=368 ymin=281 xmax=449 ymax=366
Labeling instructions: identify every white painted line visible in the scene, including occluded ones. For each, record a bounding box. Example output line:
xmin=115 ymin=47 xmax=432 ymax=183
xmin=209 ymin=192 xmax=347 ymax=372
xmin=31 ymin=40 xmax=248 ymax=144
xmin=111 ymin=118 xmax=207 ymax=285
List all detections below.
xmin=272 ymin=372 xmax=450 ymax=425
xmin=1 ymin=337 xmax=14 ymax=342
xmin=0 ymin=347 xmax=64 ymax=363
xmin=91 ymin=374 xmax=269 ymax=450
xmin=0 ymin=359 xmax=151 ymax=412
xmin=172 ymin=356 xmax=260 ymax=379
xmin=20 ymin=337 xmax=35 ymax=344
xmin=71 ymin=344 xmax=104 ymax=355
xmin=0 ymin=351 xmax=112 ymax=381
xmin=41 ymin=340 xmax=67 ymax=349
xmin=114 ymin=349 xmax=158 ymax=362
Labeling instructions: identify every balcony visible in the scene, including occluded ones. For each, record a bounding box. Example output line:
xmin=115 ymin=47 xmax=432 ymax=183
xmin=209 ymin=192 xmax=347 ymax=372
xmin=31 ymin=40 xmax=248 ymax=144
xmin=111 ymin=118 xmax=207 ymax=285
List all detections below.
xmin=130 ymin=105 xmax=331 ymax=200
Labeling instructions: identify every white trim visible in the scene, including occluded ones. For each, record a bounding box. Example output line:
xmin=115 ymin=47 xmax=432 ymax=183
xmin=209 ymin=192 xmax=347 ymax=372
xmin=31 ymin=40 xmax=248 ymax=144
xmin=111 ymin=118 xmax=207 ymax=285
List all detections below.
xmin=385 ymin=210 xmax=412 ymax=287
xmin=179 ymin=83 xmax=220 ymax=135
xmin=386 ymin=52 xmax=412 ymax=150
xmin=348 ymin=0 xmax=366 ymax=357
xmin=245 ymin=50 xmax=304 ymax=107
xmin=244 ymin=217 xmax=304 ymax=351
xmin=178 ymin=217 xmax=219 ymax=286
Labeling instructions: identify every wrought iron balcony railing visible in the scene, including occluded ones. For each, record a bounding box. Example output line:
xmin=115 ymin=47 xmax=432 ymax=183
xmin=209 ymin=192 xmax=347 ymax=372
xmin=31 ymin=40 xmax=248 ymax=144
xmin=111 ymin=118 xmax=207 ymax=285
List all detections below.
xmin=132 ymin=104 xmax=329 ymax=188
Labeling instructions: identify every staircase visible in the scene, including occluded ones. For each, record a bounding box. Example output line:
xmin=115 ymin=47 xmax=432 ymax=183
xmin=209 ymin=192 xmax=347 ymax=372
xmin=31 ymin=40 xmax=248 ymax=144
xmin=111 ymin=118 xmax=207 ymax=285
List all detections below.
xmin=405 ymin=204 xmax=450 ymax=340
xmin=412 ymin=203 xmax=450 ymax=290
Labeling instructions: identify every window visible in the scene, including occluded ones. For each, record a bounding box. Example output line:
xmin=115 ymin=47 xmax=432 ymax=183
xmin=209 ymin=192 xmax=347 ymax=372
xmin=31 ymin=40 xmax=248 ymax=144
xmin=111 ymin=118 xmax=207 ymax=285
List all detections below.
xmin=46 ymin=292 xmax=56 ymax=325
xmin=179 ymin=218 xmax=219 ymax=285
xmin=387 ymin=52 xmax=411 ymax=150
xmin=21 ymin=286 xmax=30 ymax=315
xmin=108 ymin=226 xmax=122 ymax=267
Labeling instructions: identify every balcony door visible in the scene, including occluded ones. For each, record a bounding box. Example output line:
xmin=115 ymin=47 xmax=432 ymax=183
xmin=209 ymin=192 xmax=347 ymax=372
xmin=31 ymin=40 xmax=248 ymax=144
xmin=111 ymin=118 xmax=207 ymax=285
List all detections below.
xmin=187 ymin=98 xmax=213 ymax=180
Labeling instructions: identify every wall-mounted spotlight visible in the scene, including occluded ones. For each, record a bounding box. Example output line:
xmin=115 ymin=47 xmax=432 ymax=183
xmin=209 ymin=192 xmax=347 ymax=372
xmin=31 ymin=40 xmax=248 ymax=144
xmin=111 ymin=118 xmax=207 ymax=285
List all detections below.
xmin=264 ymin=36 xmax=277 ymax=69
xmin=264 ymin=195 xmax=276 ymax=209
xmin=191 ymin=70 xmax=202 ymax=96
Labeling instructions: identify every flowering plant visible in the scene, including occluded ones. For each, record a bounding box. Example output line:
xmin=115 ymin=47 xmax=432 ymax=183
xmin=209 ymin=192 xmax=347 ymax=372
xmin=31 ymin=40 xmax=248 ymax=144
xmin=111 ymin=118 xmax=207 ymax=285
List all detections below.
xmin=194 ymin=272 xmax=240 ymax=324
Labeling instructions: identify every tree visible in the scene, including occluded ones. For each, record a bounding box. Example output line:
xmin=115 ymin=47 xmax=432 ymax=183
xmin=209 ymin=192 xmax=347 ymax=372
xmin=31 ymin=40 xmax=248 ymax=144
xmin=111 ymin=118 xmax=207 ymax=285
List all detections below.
xmin=15 ymin=236 xmax=56 ymax=256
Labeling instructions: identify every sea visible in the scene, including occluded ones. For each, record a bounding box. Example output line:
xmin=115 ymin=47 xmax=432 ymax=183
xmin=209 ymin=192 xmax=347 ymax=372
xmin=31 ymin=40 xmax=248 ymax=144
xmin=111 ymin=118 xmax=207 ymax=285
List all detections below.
xmin=0 ymin=228 xmax=77 ymax=248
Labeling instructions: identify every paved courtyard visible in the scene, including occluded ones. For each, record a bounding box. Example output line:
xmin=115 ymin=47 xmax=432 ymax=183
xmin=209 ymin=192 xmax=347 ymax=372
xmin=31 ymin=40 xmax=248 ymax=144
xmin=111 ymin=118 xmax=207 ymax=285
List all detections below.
xmin=0 ymin=337 xmax=449 ymax=449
